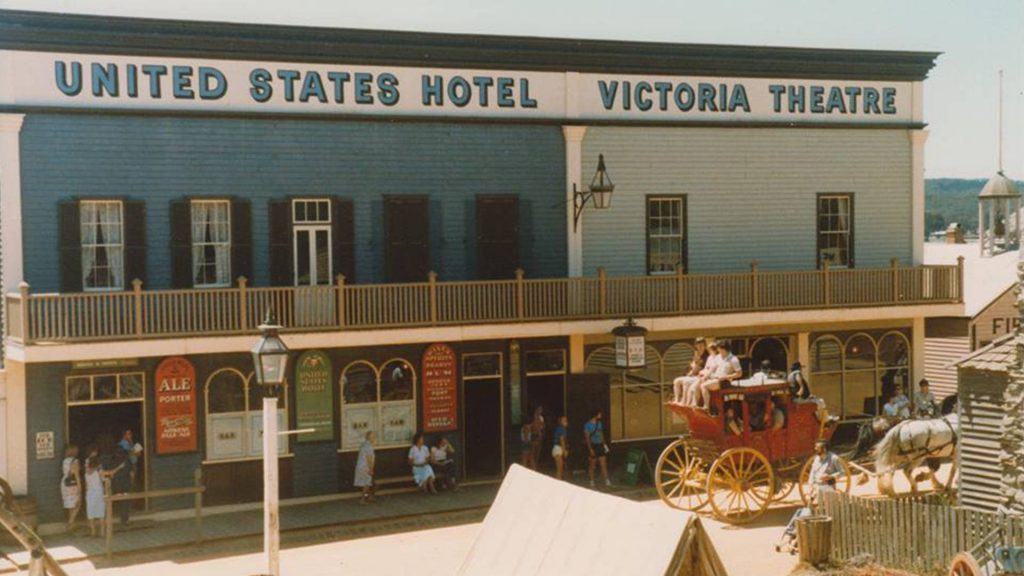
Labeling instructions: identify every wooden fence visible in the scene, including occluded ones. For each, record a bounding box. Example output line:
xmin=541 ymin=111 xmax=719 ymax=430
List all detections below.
xmin=821 ymin=491 xmax=1024 ymax=574
xmin=5 ymin=260 xmax=963 ymax=344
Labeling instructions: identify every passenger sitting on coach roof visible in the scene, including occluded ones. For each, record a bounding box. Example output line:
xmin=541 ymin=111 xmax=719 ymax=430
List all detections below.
xmin=672 ymin=336 xmax=708 ymax=404
xmin=685 ymin=340 xmax=720 ymax=407
xmin=700 ymin=341 xmax=742 ymax=410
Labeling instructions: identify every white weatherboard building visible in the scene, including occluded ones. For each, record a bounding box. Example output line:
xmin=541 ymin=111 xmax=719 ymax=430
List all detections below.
xmin=0 ymin=10 xmax=962 ymax=520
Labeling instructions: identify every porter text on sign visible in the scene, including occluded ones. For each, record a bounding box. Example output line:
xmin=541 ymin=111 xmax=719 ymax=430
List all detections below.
xmin=154 ymin=356 xmax=197 ymax=454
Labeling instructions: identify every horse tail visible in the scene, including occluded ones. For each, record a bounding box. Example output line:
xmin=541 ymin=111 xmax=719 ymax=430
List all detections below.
xmin=872 ymin=425 xmax=900 ymax=474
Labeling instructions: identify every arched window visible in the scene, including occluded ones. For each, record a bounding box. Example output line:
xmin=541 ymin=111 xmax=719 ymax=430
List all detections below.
xmin=340 ymin=359 xmax=417 ymax=451
xmin=750 ymin=337 xmax=789 ymax=373
xmin=205 ymin=368 xmax=288 ymax=461
xmin=877 ymin=331 xmax=911 ymax=402
xmin=810 ymin=336 xmax=843 ymax=419
xmin=843 ymin=334 xmax=877 ymax=418
xmin=585 ymin=344 xmax=664 ymax=441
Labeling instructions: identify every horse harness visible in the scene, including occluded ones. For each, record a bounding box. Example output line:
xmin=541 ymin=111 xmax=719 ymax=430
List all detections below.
xmin=894 ymin=418 xmax=958 ymax=458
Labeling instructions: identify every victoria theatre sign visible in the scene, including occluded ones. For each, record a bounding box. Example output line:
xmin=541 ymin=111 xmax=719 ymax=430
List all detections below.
xmin=0 ymin=50 xmax=916 ymax=124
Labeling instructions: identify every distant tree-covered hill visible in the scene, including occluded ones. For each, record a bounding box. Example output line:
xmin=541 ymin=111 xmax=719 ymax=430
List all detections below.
xmin=925 ymin=177 xmax=1022 ymax=235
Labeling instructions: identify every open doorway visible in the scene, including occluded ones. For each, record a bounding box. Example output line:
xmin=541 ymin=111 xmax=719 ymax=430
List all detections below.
xmin=462 ymin=353 xmax=504 ymax=479
xmin=66 ymin=372 xmax=147 ymax=507
xmin=524 ymin=349 xmax=567 ymax=472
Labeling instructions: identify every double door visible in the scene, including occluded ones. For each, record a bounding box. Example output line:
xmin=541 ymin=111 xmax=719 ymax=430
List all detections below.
xmin=293 ymin=221 xmax=334 ymax=325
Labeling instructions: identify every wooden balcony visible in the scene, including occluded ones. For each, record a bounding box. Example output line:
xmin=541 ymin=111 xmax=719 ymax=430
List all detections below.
xmin=4 ymin=260 xmax=963 ymax=345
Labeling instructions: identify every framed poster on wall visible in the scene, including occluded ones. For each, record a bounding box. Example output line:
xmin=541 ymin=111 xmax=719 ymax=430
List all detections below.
xmin=422 ymin=343 xmax=458 ymax=432
xmin=154 ymin=356 xmax=198 ymax=454
xmin=294 ymin=350 xmax=334 ymax=442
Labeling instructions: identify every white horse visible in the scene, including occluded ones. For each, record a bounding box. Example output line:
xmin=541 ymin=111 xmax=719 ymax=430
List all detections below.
xmin=872 ymin=412 xmax=959 ymax=496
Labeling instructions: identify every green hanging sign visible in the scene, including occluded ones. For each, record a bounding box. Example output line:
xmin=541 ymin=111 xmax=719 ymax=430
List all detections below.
xmin=295 ymin=350 xmax=334 ymax=442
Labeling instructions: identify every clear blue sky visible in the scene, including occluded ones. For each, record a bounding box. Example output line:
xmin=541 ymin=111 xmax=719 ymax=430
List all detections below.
xmin=2 ymin=0 xmax=1021 ymax=178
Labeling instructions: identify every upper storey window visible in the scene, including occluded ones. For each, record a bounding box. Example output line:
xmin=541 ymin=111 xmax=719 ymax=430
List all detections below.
xmin=80 ymin=200 xmax=124 ymax=291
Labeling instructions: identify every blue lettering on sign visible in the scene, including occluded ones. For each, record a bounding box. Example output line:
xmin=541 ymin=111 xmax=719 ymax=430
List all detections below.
xmin=328 ymin=72 xmax=350 ymax=103
xmin=654 ymin=82 xmax=671 ymax=110
xmin=172 ymin=66 xmax=195 ymax=99
xmin=768 ymin=85 xmax=785 ymax=112
xmin=126 ymin=64 xmax=138 ymax=98
xmin=697 ymin=83 xmax=716 ymax=111
xmin=674 ymin=83 xmax=694 ymax=111
xmin=299 ymin=71 xmax=327 ymax=103
xmin=810 ymin=86 xmax=825 ymax=113
xmin=863 ymin=87 xmax=880 ymax=114
xmin=497 ymin=77 xmax=515 ymax=108
xmin=844 ymin=87 xmax=861 ymax=113
xmin=472 ymin=76 xmax=493 ymax=107
xmin=276 ymin=70 xmax=300 ymax=102
xmin=54 ymin=61 xmax=82 ymax=96
xmin=519 ymin=78 xmax=537 ymax=108
xmin=378 ymin=73 xmax=400 ymax=106
xmin=448 ymin=76 xmax=471 ymax=107
xmin=729 ymin=85 xmax=750 ymax=112
xmin=91 ymin=63 xmax=118 ymax=97
xmin=142 ymin=64 xmax=167 ymax=98
xmin=635 ymin=81 xmax=652 ymax=111
xmin=882 ymin=87 xmax=897 ymax=114
xmin=826 ymin=86 xmax=846 ymax=113
xmin=598 ymin=81 xmax=618 ymax=110
xmin=353 ymin=72 xmax=374 ymax=104
xmin=249 ymin=68 xmax=273 ymax=103
xmin=198 ymin=67 xmax=227 ymax=100
xmin=422 ymin=75 xmax=444 ymax=106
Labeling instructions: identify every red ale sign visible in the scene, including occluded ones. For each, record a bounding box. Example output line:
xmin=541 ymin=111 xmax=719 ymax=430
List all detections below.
xmin=422 ymin=343 xmax=457 ymax=432
xmin=155 ymin=356 xmax=197 ymax=454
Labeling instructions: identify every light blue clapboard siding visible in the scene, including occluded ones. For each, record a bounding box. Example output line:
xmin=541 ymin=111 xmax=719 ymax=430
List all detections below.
xmin=19 ymin=114 xmax=566 ymax=291
xmin=580 ymin=127 xmax=912 ymax=276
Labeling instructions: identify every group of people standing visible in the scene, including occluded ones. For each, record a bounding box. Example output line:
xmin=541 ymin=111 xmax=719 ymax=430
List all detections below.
xmin=520 ymin=406 xmax=612 ymax=488
xmin=59 ymin=429 xmax=142 ymax=536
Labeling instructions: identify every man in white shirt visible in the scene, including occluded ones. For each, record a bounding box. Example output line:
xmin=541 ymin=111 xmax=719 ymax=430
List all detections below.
xmin=700 ymin=341 xmax=743 ymax=409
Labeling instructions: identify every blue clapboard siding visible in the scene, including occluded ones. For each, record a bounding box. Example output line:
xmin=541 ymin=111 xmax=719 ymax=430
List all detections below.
xmin=581 ymin=127 xmax=913 ymax=276
xmin=19 ymin=114 xmax=566 ymax=291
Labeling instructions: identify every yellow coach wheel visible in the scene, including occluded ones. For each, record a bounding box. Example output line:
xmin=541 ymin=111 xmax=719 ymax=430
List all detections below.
xmin=948 ymin=552 xmax=981 ymax=576
xmin=798 ymin=455 xmax=853 ymax=507
xmin=706 ymin=447 xmax=774 ymax=525
xmin=655 ymin=439 xmax=709 ymax=511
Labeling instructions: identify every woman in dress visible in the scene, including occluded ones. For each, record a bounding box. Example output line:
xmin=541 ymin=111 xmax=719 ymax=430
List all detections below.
xmin=529 ymin=406 xmax=545 ymax=470
xmin=408 ymin=432 xmax=436 ymax=494
xmin=60 ymin=444 xmax=82 ymax=532
xmin=354 ymin=431 xmax=376 ymax=504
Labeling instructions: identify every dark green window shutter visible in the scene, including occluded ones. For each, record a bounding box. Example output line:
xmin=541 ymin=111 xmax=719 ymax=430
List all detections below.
xmin=58 ymin=200 xmax=82 ymax=292
xmin=169 ymin=198 xmax=192 ymax=288
xmin=123 ymin=199 xmax=146 ymax=286
xmin=268 ymin=199 xmax=293 ymax=286
xmin=332 ymin=198 xmax=355 ymax=283
xmin=231 ymin=198 xmax=253 ymax=284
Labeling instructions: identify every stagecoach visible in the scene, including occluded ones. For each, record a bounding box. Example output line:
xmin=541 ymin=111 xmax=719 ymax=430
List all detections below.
xmin=655 ymin=380 xmax=851 ymax=525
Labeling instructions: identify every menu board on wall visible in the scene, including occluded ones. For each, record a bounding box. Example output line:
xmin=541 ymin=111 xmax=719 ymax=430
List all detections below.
xmin=154 ymin=356 xmax=197 ymax=454
xmin=422 ymin=343 xmax=458 ymax=432
xmin=294 ymin=350 xmax=334 ymax=442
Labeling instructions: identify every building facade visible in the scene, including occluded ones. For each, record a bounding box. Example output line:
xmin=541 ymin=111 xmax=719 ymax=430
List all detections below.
xmin=0 ymin=10 xmax=963 ymax=522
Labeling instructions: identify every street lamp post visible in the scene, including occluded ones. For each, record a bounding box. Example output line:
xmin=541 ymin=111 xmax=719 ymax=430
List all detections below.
xmin=251 ymin=311 xmax=290 ymax=576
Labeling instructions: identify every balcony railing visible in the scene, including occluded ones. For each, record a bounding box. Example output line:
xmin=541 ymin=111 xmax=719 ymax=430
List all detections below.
xmin=4 ymin=259 xmax=964 ymax=344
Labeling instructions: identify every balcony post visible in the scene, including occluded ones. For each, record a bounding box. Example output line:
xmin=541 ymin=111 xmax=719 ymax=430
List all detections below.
xmin=676 ymin=265 xmax=685 ymax=314
xmin=956 ymin=256 xmax=965 ymax=303
xmin=597 ymin=267 xmax=607 ymax=316
xmin=750 ymin=261 xmax=759 ymax=309
xmin=237 ymin=276 xmax=249 ymax=331
xmin=428 ymin=271 xmax=438 ymax=324
xmin=18 ymin=282 xmax=30 ymax=345
xmin=821 ymin=261 xmax=831 ymax=306
xmin=514 ymin=268 xmax=525 ymax=320
xmin=132 ymin=278 xmax=144 ymax=338
xmin=336 ymin=274 xmax=346 ymax=328
xmin=890 ymin=258 xmax=900 ymax=304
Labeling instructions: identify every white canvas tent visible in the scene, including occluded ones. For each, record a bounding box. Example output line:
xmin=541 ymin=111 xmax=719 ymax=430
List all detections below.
xmin=458 ymin=465 xmax=727 ymax=576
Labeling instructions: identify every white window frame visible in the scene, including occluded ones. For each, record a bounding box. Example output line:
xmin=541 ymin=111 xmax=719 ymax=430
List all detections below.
xmin=339 ymin=358 xmax=417 ymax=452
xmin=190 ymin=199 xmax=232 ymax=288
xmin=646 ymin=196 xmax=686 ymax=275
xmin=203 ymin=367 xmax=289 ymax=462
xmin=818 ymin=194 xmax=853 ymax=269
xmin=80 ymin=200 xmax=125 ymax=292
xmin=291 ymin=199 xmax=332 ymax=286
xmin=292 ymin=198 xmax=331 ymax=225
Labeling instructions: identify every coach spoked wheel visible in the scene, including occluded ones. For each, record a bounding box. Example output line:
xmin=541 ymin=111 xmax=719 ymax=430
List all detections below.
xmin=706 ymin=447 xmax=774 ymax=525
xmin=797 ymin=455 xmax=853 ymax=507
xmin=948 ymin=551 xmax=981 ymax=576
xmin=655 ymin=439 xmax=709 ymax=511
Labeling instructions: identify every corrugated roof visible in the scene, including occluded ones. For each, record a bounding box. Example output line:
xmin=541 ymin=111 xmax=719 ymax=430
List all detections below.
xmin=924 ymin=242 xmax=1018 ymax=317
xmin=954 ymin=333 xmax=1016 ymax=373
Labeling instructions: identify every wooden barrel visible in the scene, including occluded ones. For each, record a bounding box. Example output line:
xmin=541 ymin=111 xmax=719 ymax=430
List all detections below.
xmin=796 ymin=514 xmax=832 ymax=566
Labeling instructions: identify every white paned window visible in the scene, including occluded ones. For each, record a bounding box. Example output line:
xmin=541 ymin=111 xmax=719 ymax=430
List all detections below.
xmin=191 ymin=200 xmax=232 ymax=287
xmin=204 ymin=368 xmax=288 ymax=461
xmin=292 ymin=199 xmax=331 ymax=224
xmin=80 ymin=200 xmax=124 ymax=291
xmin=818 ymin=194 xmax=853 ymax=268
xmin=646 ymin=196 xmax=686 ymax=275
xmin=340 ymin=359 xmax=416 ymax=451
